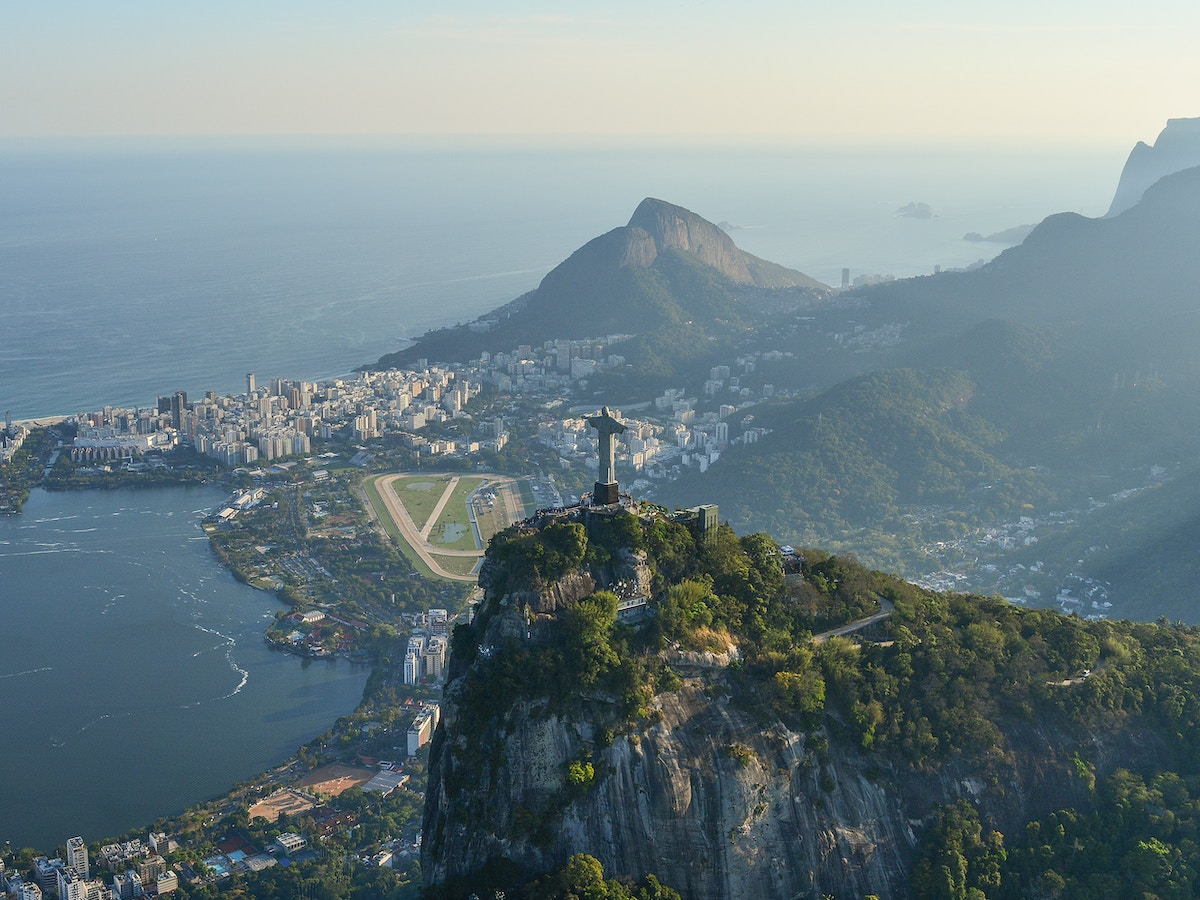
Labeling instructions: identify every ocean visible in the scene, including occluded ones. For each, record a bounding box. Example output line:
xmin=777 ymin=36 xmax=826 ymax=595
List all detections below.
xmin=0 ymin=137 xmax=1128 ymax=850
xmin=0 ymin=137 xmax=1127 ymax=419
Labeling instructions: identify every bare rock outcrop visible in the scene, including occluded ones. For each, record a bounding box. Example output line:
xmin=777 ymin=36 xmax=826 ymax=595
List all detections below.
xmin=425 ymin=648 xmax=1132 ymax=899
xmin=422 ymin=523 xmax=1158 ymax=898
xmin=1107 ymin=117 xmax=1200 ymax=217
xmin=626 ymin=198 xmax=756 ymax=284
xmin=621 ymin=198 xmax=824 ymax=290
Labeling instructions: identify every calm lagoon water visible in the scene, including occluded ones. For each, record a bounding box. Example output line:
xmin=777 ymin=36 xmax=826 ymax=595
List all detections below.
xmin=0 ymin=485 xmax=369 ymax=851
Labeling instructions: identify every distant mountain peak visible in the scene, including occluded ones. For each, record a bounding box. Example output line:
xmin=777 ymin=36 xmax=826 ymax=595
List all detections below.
xmin=370 ymin=197 xmax=823 ymax=374
xmin=1106 ymin=116 xmax=1200 ymax=217
xmin=620 ymin=197 xmax=822 ymax=289
xmin=623 ymin=197 xmax=753 ymax=282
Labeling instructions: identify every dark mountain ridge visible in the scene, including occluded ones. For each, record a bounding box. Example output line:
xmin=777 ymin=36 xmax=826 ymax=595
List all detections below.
xmin=862 ymin=164 xmax=1200 ymax=344
xmin=1107 ymin=115 xmax=1200 ymax=216
xmin=665 ymin=164 xmax=1200 ymax=605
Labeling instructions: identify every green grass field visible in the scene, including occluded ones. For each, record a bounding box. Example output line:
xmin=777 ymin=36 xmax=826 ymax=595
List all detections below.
xmin=362 ymin=472 xmax=532 ymax=581
xmin=426 ymin=476 xmax=485 ymax=551
xmin=474 ymin=500 xmax=508 ymax=545
xmin=361 ymin=476 xmax=440 ymax=579
xmin=433 ymin=554 xmax=483 ymax=577
xmin=392 ymin=474 xmax=454 ymax=532
xmin=471 ymin=479 xmax=512 ymax=543
xmin=516 ymin=479 xmax=535 ymax=515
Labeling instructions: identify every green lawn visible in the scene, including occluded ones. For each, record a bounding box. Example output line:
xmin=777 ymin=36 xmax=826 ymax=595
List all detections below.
xmin=392 ymin=474 xmax=454 ymax=532
xmin=361 ymin=475 xmax=440 ymax=580
xmin=361 ymin=473 xmax=524 ymax=581
xmin=427 ymin=476 xmax=485 ymax=551
xmin=474 ymin=500 xmax=509 ymax=545
xmin=433 ymin=554 xmax=483 ymax=578
xmin=516 ymin=478 xmax=536 ymax=516
xmin=473 ymin=477 xmax=535 ymax=544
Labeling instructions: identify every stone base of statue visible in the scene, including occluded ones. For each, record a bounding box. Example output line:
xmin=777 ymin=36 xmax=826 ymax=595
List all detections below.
xmin=592 ymin=481 xmax=620 ymax=506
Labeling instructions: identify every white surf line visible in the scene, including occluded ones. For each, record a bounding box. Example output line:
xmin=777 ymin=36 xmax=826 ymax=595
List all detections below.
xmin=56 ymin=712 xmax=122 ymax=747
xmin=0 ymin=666 xmax=53 ymax=680
xmin=54 ymin=652 xmax=248 ymax=748
xmin=0 ymin=547 xmax=91 ymax=557
xmin=420 ymin=476 xmax=461 ymax=541
xmin=190 ymin=623 xmax=251 ymax=700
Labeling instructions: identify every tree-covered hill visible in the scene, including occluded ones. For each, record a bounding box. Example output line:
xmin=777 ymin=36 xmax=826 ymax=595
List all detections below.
xmin=371 ymin=199 xmax=824 ymax=380
xmin=664 ymin=169 xmax=1200 ymax=596
xmin=1007 ymin=461 xmax=1200 ymax=624
xmin=664 ymin=364 xmax=1052 ymax=570
xmin=423 ymin=507 xmax=1200 ymax=898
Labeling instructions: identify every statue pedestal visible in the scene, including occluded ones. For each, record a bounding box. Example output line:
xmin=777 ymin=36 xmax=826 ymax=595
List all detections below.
xmin=592 ymin=481 xmax=620 ymax=506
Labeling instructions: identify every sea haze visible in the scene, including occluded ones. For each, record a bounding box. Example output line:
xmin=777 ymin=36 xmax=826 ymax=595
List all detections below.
xmin=0 ymin=485 xmax=369 ymax=851
xmin=0 ymin=137 xmax=1124 ymax=420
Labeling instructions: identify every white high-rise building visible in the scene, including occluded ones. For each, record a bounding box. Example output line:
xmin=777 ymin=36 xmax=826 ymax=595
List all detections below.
xmin=403 ymin=649 xmax=421 ymax=685
xmin=67 ymin=836 xmax=89 ymax=880
xmin=56 ymin=867 xmax=86 ymax=900
xmin=423 ymin=635 xmax=448 ymax=681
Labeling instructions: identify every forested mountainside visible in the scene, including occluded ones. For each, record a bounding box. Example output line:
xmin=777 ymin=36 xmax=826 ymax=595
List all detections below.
xmin=422 ymin=506 xmax=1200 ymax=899
xmin=664 ymin=167 xmax=1200 ymax=610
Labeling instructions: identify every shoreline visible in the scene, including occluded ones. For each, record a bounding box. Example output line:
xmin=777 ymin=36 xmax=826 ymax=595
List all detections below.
xmin=0 ymin=482 xmax=377 ymax=853
xmin=12 ymin=415 xmax=70 ymax=428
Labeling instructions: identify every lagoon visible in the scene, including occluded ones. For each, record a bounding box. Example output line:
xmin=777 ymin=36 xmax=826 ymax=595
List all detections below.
xmin=0 ymin=485 xmax=369 ymax=852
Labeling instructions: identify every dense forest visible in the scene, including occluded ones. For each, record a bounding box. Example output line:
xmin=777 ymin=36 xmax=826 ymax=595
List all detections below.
xmin=430 ymin=507 xmax=1200 ymax=898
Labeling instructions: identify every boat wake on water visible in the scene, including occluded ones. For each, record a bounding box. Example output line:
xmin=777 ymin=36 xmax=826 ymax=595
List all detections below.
xmin=0 ymin=666 xmax=53 ymax=680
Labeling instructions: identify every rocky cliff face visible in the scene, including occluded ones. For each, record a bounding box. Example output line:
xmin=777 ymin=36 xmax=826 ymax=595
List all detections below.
xmin=422 ymin=623 xmax=919 ymax=897
xmin=371 ymin=196 xmax=825 ymax=373
xmin=420 ymin=550 xmax=1143 ymax=899
xmin=1106 ymin=117 xmax=1200 ymax=217
xmin=620 ymin=198 xmax=823 ymax=289
xmin=424 ymin=637 xmax=1132 ymax=897
xmin=625 ymin=198 xmax=756 ymax=284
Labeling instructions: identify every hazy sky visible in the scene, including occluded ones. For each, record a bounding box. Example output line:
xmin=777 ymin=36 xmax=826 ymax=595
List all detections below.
xmin=3 ymin=1 xmax=1197 ymax=141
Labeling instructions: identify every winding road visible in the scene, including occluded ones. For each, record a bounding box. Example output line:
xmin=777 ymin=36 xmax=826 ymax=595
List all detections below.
xmin=811 ymin=597 xmax=895 ymax=644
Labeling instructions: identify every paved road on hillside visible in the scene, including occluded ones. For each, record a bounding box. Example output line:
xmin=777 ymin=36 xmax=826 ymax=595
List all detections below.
xmin=811 ymin=597 xmax=895 ymax=643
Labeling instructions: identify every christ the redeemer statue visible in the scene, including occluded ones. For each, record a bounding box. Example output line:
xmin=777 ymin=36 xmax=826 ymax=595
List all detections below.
xmin=587 ymin=406 xmax=626 ymax=505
